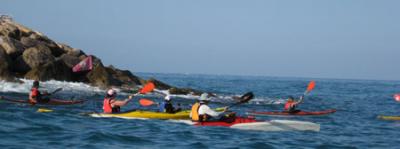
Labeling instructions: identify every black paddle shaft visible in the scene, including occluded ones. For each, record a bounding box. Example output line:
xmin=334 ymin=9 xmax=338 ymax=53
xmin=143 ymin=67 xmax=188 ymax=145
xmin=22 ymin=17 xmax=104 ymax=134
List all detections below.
xmin=228 ymin=92 xmax=254 ymax=108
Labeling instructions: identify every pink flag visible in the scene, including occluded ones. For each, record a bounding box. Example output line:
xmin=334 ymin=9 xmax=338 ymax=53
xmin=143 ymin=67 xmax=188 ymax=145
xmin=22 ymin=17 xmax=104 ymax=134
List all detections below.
xmin=72 ymin=56 xmax=93 ymax=73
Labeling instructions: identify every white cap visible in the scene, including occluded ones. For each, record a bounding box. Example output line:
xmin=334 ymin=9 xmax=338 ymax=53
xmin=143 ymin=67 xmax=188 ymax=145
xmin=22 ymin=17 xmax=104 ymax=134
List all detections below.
xmin=107 ymin=89 xmax=117 ymax=96
xmin=164 ymin=95 xmax=171 ymax=101
xmin=199 ymin=93 xmax=210 ymax=101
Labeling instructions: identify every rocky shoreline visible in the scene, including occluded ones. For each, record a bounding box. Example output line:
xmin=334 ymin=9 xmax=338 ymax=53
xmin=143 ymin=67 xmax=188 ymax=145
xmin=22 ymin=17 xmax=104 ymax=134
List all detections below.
xmin=0 ymin=15 xmax=202 ymax=95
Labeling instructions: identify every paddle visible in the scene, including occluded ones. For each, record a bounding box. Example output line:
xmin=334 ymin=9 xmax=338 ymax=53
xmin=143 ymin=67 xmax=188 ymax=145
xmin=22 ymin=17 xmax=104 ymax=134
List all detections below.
xmin=49 ymin=88 xmax=63 ymax=95
xmin=304 ymin=81 xmax=316 ymax=95
xmin=227 ymin=92 xmax=254 ymax=108
xmin=37 ymin=108 xmax=53 ymax=113
xmin=139 ymin=82 xmax=155 ymax=94
xmin=139 ymin=98 xmax=155 ymax=106
xmin=294 ymin=81 xmax=315 ymax=105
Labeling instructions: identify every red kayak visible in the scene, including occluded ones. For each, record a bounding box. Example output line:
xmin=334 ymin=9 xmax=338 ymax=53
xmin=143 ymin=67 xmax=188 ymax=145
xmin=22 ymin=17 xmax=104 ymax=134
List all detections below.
xmin=248 ymin=109 xmax=336 ymax=116
xmin=195 ymin=117 xmax=258 ymax=127
xmin=0 ymin=97 xmax=85 ymax=105
xmin=190 ymin=117 xmax=320 ymax=131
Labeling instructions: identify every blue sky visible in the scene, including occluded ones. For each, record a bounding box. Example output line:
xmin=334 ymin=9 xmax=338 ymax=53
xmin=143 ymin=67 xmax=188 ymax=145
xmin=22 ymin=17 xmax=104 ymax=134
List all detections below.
xmin=2 ymin=0 xmax=400 ymax=80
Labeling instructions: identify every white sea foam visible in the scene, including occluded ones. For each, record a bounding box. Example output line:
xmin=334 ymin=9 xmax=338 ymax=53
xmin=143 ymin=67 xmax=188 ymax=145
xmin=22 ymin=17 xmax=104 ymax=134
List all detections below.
xmin=0 ymin=79 xmax=104 ymax=96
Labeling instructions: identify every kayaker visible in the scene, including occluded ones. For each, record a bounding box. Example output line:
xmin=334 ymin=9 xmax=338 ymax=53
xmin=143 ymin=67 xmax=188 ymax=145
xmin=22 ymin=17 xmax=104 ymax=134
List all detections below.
xmin=29 ymin=80 xmax=50 ymax=104
xmin=284 ymin=95 xmax=304 ymax=113
xmin=190 ymin=93 xmax=229 ymax=122
xmin=159 ymin=95 xmax=176 ymax=113
xmin=103 ymin=89 xmax=133 ymax=114
xmin=175 ymin=103 xmax=182 ymax=112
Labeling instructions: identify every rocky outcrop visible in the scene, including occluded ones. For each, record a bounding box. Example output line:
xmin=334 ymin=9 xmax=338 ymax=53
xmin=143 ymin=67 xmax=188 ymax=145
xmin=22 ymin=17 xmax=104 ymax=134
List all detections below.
xmin=0 ymin=15 xmax=202 ymax=95
xmin=24 ymin=59 xmax=74 ymax=81
xmin=0 ymin=46 xmax=13 ymax=81
xmin=0 ymin=36 xmax=25 ymax=59
xmin=22 ymin=44 xmax=55 ymax=69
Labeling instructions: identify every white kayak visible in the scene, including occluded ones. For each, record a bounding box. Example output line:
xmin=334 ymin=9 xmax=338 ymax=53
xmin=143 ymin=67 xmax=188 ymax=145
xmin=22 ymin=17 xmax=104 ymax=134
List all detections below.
xmin=169 ymin=117 xmax=320 ymax=132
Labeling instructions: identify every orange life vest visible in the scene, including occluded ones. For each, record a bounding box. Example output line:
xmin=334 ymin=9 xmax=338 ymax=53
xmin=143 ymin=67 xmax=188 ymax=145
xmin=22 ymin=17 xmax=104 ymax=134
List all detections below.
xmin=191 ymin=102 xmax=201 ymax=121
xmin=29 ymin=88 xmax=40 ymax=104
xmin=103 ymin=98 xmax=113 ymax=113
xmin=284 ymin=101 xmax=296 ymax=111
xmin=191 ymin=102 xmax=210 ymax=122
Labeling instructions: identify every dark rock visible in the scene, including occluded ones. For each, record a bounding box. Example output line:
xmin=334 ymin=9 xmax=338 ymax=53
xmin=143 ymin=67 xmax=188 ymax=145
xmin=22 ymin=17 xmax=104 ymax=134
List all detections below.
xmin=0 ymin=36 xmax=25 ymax=59
xmin=85 ymin=62 xmax=112 ymax=88
xmin=148 ymin=78 xmax=172 ymax=90
xmin=0 ymin=21 xmax=21 ymax=40
xmin=106 ymin=66 xmax=142 ymax=87
xmin=79 ymin=55 xmax=87 ymax=61
xmin=58 ymin=43 xmax=85 ymax=57
xmin=22 ymin=43 xmax=55 ymax=68
xmin=24 ymin=59 xmax=74 ymax=81
xmin=20 ymin=36 xmax=38 ymax=48
xmin=28 ymin=33 xmax=65 ymax=57
xmin=0 ymin=17 xmax=34 ymax=38
xmin=0 ymin=46 xmax=14 ymax=81
xmin=11 ymin=56 xmax=30 ymax=75
xmin=169 ymin=87 xmax=204 ymax=96
xmin=59 ymin=54 xmax=80 ymax=68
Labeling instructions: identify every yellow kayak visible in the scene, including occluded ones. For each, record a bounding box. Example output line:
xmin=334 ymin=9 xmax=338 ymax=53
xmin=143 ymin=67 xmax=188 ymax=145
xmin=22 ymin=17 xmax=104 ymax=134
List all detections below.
xmin=89 ymin=108 xmax=224 ymax=120
xmin=378 ymin=115 xmax=400 ymax=121
xmin=89 ymin=110 xmax=191 ymax=120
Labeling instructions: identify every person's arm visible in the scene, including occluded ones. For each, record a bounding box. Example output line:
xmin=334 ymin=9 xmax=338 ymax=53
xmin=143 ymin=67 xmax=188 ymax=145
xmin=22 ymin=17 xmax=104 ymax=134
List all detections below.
xmin=202 ymin=105 xmax=222 ymax=117
xmin=111 ymin=96 xmax=133 ymax=107
xmin=296 ymin=95 xmax=304 ymax=104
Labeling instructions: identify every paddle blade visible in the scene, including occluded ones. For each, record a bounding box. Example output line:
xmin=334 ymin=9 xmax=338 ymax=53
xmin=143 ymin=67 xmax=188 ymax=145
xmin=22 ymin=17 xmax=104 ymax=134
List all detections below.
xmin=239 ymin=92 xmax=254 ymax=103
xmin=228 ymin=92 xmax=255 ymax=108
xmin=139 ymin=98 xmax=155 ymax=106
xmin=139 ymin=82 xmax=155 ymax=94
xmin=37 ymin=108 xmax=53 ymax=113
xmin=394 ymin=94 xmax=400 ymax=102
xmin=306 ymin=81 xmax=316 ymax=93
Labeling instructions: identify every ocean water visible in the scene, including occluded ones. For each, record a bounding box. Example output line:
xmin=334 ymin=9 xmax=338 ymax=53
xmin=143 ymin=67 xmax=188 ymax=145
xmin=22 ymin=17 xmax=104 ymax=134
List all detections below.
xmin=0 ymin=73 xmax=399 ymax=148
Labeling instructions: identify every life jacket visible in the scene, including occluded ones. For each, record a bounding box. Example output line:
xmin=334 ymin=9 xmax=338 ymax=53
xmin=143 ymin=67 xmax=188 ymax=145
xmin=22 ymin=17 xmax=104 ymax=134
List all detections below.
xmin=103 ymin=97 xmax=120 ymax=113
xmin=284 ymin=101 xmax=296 ymax=111
xmin=191 ymin=102 xmax=201 ymax=121
xmin=191 ymin=102 xmax=209 ymax=122
xmin=103 ymin=98 xmax=113 ymax=113
xmin=29 ymin=88 xmax=41 ymax=103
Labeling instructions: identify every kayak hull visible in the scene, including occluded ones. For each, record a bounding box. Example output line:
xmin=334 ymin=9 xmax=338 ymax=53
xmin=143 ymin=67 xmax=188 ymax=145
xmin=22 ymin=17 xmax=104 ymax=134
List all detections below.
xmin=378 ymin=115 xmax=400 ymax=120
xmin=89 ymin=108 xmax=224 ymax=120
xmin=173 ymin=117 xmax=320 ymax=132
xmin=89 ymin=110 xmax=190 ymax=120
xmin=248 ymin=109 xmax=336 ymax=116
xmin=0 ymin=97 xmax=85 ymax=105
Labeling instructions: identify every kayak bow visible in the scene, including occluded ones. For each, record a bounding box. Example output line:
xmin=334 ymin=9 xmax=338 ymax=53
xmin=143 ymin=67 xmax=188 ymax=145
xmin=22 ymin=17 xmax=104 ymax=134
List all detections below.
xmin=378 ymin=115 xmax=400 ymax=121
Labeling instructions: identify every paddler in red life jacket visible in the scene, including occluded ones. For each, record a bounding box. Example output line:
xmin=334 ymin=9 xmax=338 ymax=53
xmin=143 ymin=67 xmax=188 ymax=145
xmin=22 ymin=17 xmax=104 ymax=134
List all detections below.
xmin=29 ymin=80 xmax=50 ymax=104
xmin=284 ymin=95 xmax=304 ymax=113
xmin=103 ymin=89 xmax=133 ymax=114
xmin=190 ymin=93 xmax=228 ymax=122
